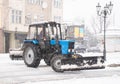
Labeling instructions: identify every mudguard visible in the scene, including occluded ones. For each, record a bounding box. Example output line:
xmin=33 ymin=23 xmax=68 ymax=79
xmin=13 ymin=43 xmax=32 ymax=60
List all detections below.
xmin=24 ymin=40 xmax=39 ymax=45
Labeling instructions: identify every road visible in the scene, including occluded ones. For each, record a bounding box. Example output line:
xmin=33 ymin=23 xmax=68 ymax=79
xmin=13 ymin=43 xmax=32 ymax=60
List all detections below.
xmin=0 ymin=53 xmax=120 ymax=84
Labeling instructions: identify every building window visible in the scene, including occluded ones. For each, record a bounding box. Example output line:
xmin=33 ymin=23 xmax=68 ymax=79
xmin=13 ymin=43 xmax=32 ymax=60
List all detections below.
xmin=39 ymin=0 xmax=43 ymax=5
xmin=31 ymin=0 xmax=34 ymax=4
xmin=40 ymin=16 xmax=44 ymax=21
xmin=28 ymin=0 xmax=42 ymax=5
xmin=11 ymin=10 xmax=22 ymax=24
xmin=54 ymin=0 xmax=62 ymax=8
xmin=54 ymin=16 xmax=61 ymax=22
xmin=28 ymin=0 xmax=32 ymax=4
xmin=25 ymin=15 xmax=31 ymax=25
xmin=11 ymin=10 xmax=15 ymax=23
xmin=16 ymin=10 xmax=19 ymax=23
xmin=18 ymin=11 xmax=22 ymax=23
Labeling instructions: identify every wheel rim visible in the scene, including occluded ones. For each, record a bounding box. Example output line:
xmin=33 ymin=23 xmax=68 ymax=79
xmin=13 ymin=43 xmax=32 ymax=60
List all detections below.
xmin=54 ymin=59 xmax=61 ymax=69
xmin=24 ymin=47 xmax=34 ymax=64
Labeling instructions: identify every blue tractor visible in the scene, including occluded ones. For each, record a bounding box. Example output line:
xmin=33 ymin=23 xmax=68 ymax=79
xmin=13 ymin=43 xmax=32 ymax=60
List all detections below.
xmin=10 ymin=22 xmax=105 ymax=72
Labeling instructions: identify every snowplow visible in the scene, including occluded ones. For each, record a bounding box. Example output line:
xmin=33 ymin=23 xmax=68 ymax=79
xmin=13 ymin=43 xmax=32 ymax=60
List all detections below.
xmin=9 ymin=21 xmax=105 ymax=72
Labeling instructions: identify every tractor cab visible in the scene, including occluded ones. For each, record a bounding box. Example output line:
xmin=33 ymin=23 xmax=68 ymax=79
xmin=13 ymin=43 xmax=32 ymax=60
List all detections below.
xmin=25 ymin=22 xmax=63 ymax=49
xmin=26 ymin=22 xmax=62 ymax=43
xmin=24 ymin=22 xmax=75 ymax=56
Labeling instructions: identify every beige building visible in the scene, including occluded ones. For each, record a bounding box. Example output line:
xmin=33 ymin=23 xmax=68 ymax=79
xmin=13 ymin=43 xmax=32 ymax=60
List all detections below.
xmin=0 ymin=0 xmax=63 ymax=53
xmin=98 ymin=28 xmax=120 ymax=52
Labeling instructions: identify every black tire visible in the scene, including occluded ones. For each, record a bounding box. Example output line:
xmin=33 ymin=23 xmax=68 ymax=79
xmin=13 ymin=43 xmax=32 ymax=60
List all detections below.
xmin=51 ymin=55 xmax=64 ymax=72
xmin=44 ymin=53 xmax=58 ymax=66
xmin=44 ymin=58 xmax=51 ymax=66
xmin=10 ymin=55 xmax=14 ymax=60
xmin=23 ymin=43 xmax=41 ymax=68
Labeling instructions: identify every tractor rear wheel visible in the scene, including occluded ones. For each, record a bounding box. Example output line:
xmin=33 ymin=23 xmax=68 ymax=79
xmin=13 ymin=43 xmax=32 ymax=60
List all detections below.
xmin=51 ymin=55 xmax=64 ymax=72
xmin=23 ymin=44 xmax=41 ymax=68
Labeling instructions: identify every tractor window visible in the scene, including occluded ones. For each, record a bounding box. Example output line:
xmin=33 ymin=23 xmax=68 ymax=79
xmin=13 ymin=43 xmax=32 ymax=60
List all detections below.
xmin=45 ymin=27 xmax=49 ymax=39
xmin=53 ymin=27 xmax=57 ymax=36
xmin=38 ymin=27 xmax=43 ymax=40
xmin=48 ymin=24 xmax=54 ymax=39
xmin=27 ymin=27 xmax=36 ymax=39
xmin=47 ymin=23 xmax=62 ymax=40
xmin=50 ymin=26 xmax=56 ymax=40
xmin=56 ymin=24 xmax=61 ymax=39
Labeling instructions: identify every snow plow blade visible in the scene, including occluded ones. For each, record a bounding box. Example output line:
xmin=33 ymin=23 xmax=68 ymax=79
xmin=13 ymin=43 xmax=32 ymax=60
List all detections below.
xmin=61 ymin=56 xmax=105 ymax=71
xmin=62 ymin=65 xmax=105 ymax=71
xmin=9 ymin=49 xmax=23 ymax=60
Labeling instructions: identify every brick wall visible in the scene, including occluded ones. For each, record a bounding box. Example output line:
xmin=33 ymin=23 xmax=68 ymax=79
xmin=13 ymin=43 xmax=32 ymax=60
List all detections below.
xmin=0 ymin=29 xmax=4 ymax=53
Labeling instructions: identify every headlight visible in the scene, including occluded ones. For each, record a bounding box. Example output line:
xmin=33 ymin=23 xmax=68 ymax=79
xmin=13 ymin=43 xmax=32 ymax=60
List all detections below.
xmin=68 ymin=49 xmax=74 ymax=52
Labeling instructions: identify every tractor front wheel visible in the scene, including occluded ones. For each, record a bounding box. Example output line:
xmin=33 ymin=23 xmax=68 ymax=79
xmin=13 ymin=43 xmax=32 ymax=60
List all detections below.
xmin=51 ymin=55 xmax=64 ymax=72
xmin=23 ymin=44 xmax=41 ymax=68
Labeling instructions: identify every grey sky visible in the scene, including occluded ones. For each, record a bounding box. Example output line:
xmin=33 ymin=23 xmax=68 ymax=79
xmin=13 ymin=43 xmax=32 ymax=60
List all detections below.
xmin=63 ymin=0 xmax=120 ymax=31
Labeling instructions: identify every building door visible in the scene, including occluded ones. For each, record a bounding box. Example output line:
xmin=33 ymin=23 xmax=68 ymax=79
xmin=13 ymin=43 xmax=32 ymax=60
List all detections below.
xmin=4 ymin=33 xmax=10 ymax=53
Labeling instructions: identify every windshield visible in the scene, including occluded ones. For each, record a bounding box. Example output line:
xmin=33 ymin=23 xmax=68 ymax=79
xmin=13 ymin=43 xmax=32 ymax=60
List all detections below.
xmin=47 ymin=24 xmax=61 ymax=40
xmin=27 ymin=27 xmax=36 ymax=39
xmin=27 ymin=26 xmax=43 ymax=40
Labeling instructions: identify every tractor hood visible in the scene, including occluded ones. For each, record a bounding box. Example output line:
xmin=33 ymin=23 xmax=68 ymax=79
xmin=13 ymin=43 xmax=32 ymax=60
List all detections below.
xmin=59 ymin=40 xmax=75 ymax=55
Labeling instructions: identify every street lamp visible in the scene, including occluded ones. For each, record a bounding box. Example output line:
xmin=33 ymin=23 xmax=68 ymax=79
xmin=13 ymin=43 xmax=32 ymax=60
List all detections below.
xmin=96 ymin=1 xmax=113 ymax=60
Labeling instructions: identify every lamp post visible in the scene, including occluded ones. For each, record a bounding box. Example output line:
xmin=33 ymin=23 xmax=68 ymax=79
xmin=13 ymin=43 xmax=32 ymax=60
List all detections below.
xmin=96 ymin=2 xmax=113 ymax=60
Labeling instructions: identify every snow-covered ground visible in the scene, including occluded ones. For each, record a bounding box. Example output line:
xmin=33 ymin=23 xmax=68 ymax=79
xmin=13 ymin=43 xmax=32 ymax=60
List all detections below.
xmin=0 ymin=52 xmax=120 ymax=84
xmin=23 ymin=76 xmax=120 ymax=84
